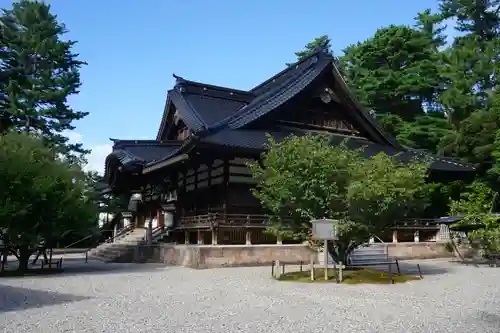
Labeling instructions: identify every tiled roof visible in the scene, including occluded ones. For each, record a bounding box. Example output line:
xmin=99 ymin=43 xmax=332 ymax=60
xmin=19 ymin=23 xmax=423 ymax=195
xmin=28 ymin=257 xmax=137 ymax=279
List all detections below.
xmin=249 ymin=53 xmax=322 ymax=96
xmin=199 ymin=129 xmax=475 ymax=173
xmin=200 ymin=129 xmax=292 ymax=149
xmin=105 ymin=44 xmax=475 ymax=177
xmin=223 ymin=56 xmax=331 ymax=130
xmin=183 ymin=93 xmax=248 ymax=126
xmin=159 ymin=77 xmax=254 ymax=135
xmin=164 ymin=47 xmax=333 ymax=136
xmin=109 ymin=140 xmax=182 ymax=164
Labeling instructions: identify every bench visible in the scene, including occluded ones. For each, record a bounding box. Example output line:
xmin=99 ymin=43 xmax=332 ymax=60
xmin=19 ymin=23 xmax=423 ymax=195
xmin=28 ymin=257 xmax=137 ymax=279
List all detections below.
xmin=486 ymin=253 xmax=500 ymax=267
xmin=271 ymin=260 xmax=309 ymax=277
xmin=41 ymin=257 xmax=63 ymax=269
xmin=348 ymin=260 xmax=401 ymax=274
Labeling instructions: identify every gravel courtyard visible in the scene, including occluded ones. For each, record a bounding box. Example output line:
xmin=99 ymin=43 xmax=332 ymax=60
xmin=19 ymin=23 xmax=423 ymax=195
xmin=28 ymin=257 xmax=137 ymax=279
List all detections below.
xmin=0 ymin=259 xmax=499 ymax=333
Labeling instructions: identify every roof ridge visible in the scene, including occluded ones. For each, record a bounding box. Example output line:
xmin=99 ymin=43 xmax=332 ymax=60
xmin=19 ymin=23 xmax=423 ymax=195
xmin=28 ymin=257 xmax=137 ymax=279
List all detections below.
xmin=249 ymin=45 xmax=332 ymax=93
xmin=173 ymin=74 xmax=253 ymax=96
xmin=200 ymin=55 xmax=327 ymax=135
xmin=110 ymin=139 xmax=182 ymax=147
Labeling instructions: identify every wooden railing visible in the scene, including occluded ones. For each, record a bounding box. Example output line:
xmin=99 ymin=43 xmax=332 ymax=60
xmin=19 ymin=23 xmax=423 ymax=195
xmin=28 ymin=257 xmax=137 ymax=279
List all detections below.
xmin=393 ymin=218 xmax=441 ymax=229
xmin=178 ymin=213 xmax=273 ymax=228
xmin=177 ymin=214 xmax=443 ymax=229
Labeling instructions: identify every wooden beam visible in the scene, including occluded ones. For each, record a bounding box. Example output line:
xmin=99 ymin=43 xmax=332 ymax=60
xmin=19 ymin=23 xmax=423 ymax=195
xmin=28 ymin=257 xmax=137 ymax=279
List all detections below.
xmin=142 ymin=153 xmax=189 ymax=174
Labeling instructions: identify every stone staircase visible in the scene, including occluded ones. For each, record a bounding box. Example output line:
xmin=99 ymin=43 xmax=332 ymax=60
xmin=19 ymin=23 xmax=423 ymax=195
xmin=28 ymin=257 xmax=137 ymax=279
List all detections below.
xmin=87 ymin=228 xmax=147 ymax=263
xmin=318 ymin=243 xmax=389 ymax=265
xmin=349 ymin=243 xmax=389 ymax=265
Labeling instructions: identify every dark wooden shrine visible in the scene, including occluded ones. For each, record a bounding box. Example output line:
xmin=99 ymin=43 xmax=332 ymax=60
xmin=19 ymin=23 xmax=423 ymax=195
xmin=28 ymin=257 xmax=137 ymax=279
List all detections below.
xmin=104 ymin=46 xmax=475 ymax=245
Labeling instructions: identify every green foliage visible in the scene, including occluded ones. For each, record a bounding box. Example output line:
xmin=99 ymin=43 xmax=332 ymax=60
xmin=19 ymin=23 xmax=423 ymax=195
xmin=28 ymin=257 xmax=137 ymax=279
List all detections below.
xmin=287 ymin=35 xmax=331 ymax=66
xmin=377 ymin=112 xmax=453 ymax=153
xmin=449 ymin=181 xmax=500 ymax=255
xmin=0 ymin=132 xmax=97 ymax=271
xmin=341 ymin=25 xmax=442 ymax=120
xmin=439 ymin=0 xmax=500 ymax=43
xmin=439 ymin=38 xmax=499 ymax=129
xmin=489 ymin=129 xmax=500 ymax=182
xmin=0 ymin=0 xmax=88 ymax=162
xmin=290 ymin=1 xmax=500 ymax=205
xmin=249 ymin=134 xmax=429 ymax=262
xmin=275 ymin=268 xmax=420 ymax=284
xmin=414 ymin=8 xmax=448 ymax=48
xmin=441 ymin=107 xmax=500 ymax=172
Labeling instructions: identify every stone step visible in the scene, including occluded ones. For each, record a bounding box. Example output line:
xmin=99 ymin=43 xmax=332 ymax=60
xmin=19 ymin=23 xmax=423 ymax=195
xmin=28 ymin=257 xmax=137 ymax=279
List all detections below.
xmin=352 ymin=249 xmax=386 ymax=255
xmin=86 ymin=228 xmax=166 ymax=263
xmin=350 ymin=254 xmax=388 ymax=259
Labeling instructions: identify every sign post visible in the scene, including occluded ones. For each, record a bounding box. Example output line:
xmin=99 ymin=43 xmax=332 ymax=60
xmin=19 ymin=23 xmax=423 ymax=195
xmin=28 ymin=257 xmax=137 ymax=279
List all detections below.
xmin=311 ymin=219 xmax=339 ymax=281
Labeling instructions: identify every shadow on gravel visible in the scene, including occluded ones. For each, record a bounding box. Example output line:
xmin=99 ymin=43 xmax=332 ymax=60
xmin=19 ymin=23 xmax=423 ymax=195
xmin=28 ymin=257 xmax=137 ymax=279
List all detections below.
xmin=477 ymin=311 xmax=500 ymax=327
xmin=397 ymin=261 xmax=450 ymax=276
xmin=57 ymin=258 xmax=168 ymax=277
xmin=0 ymin=285 xmax=90 ymax=313
xmin=367 ymin=261 xmax=451 ymax=276
xmin=448 ymin=259 xmax=500 ymax=268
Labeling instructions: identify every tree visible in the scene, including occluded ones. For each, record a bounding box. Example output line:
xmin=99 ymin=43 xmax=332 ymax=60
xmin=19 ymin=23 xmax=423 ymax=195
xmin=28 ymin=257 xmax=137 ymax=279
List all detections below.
xmin=438 ymin=38 xmax=499 ymax=129
xmin=489 ymin=129 xmax=500 ymax=182
xmin=292 ymin=35 xmax=331 ymax=61
xmin=414 ymin=9 xmax=448 ymax=49
xmin=449 ymin=181 xmax=500 ymax=256
xmin=341 ymin=25 xmax=443 ymax=120
xmin=0 ymin=132 xmax=97 ymax=272
xmin=377 ymin=112 xmax=453 ymax=154
xmin=0 ymin=0 xmax=88 ymax=162
xmin=249 ymin=134 xmax=429 ymax=263
xmin=439 ymin=0 xmax=500 ymax=44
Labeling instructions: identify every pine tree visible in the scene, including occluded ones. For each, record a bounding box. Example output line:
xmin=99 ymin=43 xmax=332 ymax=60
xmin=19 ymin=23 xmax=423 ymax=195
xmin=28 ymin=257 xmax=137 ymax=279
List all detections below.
xmin=0 ymin=0 xmax=88 ymax=161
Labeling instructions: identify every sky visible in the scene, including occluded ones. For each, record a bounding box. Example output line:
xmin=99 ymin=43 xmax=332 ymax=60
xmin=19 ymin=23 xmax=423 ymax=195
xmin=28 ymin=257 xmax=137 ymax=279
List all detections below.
xmin=1 ymin=0 xmax=454 ymax=173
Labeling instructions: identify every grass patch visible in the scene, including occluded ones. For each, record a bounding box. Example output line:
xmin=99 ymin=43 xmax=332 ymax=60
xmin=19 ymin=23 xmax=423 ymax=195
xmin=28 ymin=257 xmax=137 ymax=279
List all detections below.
xmin=0 ymin=268 xmax=64 ymax=278
xmin=275 ymin=268 xmax=421 ymax=284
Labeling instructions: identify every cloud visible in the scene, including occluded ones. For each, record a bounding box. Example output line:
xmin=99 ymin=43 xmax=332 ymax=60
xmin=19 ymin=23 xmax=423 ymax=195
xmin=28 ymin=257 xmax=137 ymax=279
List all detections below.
xmin=63 ymin=131 xmax=112 ymax=174
xmin=64 ymin=131 xmax=82 ymax=144
xmin=84 ymin=143 xmax=113 ymax=174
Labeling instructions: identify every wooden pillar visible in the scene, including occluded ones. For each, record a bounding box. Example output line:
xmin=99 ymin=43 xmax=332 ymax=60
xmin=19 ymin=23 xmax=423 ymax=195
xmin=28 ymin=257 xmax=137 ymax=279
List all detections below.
xmin=146 ymin=212 xmax=153 ymax=245
xmin=157 ymin=209 xmax=165 ymax=228
xmin=414 ymin=230 xmax=420 ymax=243
xmin=245 ymin=229 xmax=252 ymax=245
xmin=223 ymin=158 xmax=229 ymax=226
xmin=276 ymin=234 xmax=282 ymax=245
xmin=197 ymin=230 xmax=204 ymax=244
xmin=184 ymin=230 xmax=189 ymax=244
xmin=392 ymin=230 xmax=398 ymax=243
xmin=211 ymin=228 xmax=218 ymax=245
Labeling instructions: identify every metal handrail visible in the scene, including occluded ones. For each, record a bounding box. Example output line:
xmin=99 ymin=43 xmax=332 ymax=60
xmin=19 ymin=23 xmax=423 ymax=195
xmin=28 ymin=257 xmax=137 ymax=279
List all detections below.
xmin=104 ymin=224 xmax=135 ymax=243
xmin=62 ymin=229 xmax=115 ymax=250
xmin=59 ymin=224 xmax=134 ymax=258
xmin=82 ymin=224 xmax=137 ymax=263
xmin=370 ymin=234 xmax=385 ymax=244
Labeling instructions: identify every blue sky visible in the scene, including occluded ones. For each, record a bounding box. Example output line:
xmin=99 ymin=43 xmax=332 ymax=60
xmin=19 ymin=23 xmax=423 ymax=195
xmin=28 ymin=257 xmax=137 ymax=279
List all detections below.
xmin=1 ymin=0 xmax=453 ymax=172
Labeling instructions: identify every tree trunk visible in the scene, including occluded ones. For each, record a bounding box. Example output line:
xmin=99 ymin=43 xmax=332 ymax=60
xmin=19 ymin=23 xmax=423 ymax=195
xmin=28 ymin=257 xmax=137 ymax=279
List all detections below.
xmin=327 ymin=240 xmax=357 ymax=265
xmin=0 ymin=247 xmax=7 ymax=272
xmin=48 ymin=248 xmax=53 ymax=269
xmin=17 ymin=246 xmax=32 ymax=273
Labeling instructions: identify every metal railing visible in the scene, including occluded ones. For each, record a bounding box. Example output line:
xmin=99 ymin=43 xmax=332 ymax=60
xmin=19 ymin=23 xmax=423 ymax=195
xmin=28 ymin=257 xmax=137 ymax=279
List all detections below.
xmin=58 ymin=224 xmax=136 ymax=262
xmin=83 ymin=224 xmax=169 ymax=262
xmin=370 ymin=234 xmax=386 ymax=244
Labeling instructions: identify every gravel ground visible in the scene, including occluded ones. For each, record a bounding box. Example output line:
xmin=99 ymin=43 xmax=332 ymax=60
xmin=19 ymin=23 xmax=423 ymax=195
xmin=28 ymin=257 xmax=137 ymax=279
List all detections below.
xmin=0 ymin=259 xmax=499 ymax=333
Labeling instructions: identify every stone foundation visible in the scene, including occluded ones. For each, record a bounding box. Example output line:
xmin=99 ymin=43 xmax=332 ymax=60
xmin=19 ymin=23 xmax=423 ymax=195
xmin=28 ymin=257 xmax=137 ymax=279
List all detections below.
xmin=117 ymin=242 xmax=476 ymax=268
xmin=125 ymin=244 xmax=317 ymax=269
xmin=386 ymin=242 xmax=476 ymax=260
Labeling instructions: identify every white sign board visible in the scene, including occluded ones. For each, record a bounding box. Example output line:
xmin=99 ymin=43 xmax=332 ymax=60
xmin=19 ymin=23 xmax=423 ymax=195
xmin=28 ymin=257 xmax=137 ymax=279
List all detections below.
xmin=311 ymin=219 xmax=338 ymax=240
